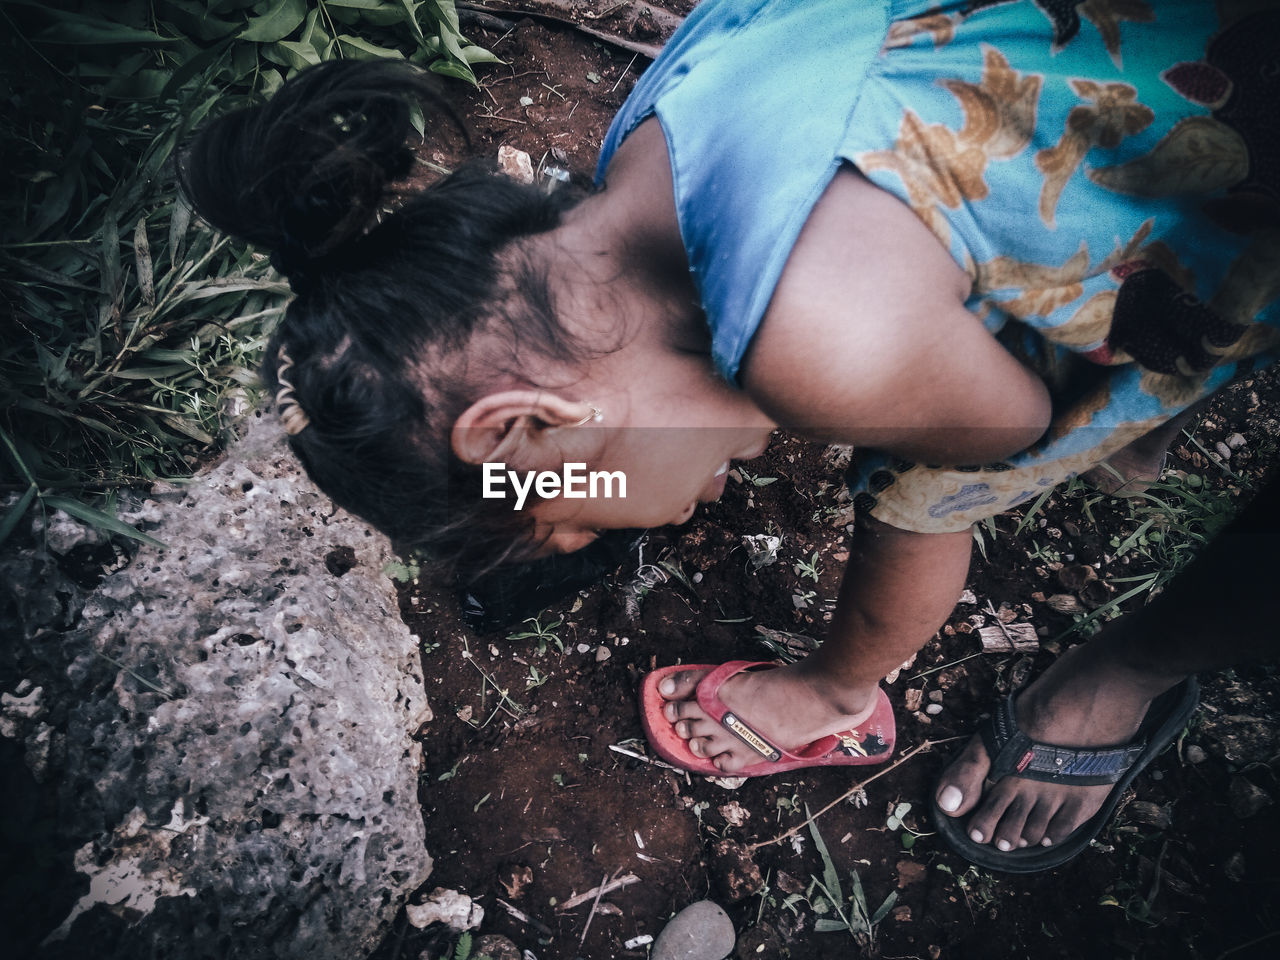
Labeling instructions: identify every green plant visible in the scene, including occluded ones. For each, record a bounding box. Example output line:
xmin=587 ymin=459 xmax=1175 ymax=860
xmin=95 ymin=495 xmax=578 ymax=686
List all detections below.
xmin=793 ymin=550 xmax=821 ymax=582
xmin=936 ymin=863 xmax=999 ymax=915
xmin=1 ymin=1 xmax=492 ymax=545
xmin=506 ymin=616 xmax=564 ymax=656
xmin=738 ymin=468 xmax=779 ymax=487
xmin=807 ymin=812 xmax=897 ymax=947
xmin=884 ymin=800 xmax=933 ymax=851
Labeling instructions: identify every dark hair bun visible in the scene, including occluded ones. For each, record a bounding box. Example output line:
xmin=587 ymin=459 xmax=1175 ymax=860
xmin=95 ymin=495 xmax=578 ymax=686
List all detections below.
xmin=180 ymin=61 xmax=445 ymax=275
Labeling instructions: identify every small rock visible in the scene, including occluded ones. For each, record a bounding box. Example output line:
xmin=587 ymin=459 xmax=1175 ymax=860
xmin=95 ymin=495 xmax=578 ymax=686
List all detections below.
xmin=1215 ymin=441 xmax=1232 ymax=460
xmin=406 ymin=888 xmax=483 ymax=932
xmin=1124 ymin=800 xmax=1172 ymax=829
xmin=928 ymin=690 xmax=944 ymax=703
xmin=1079 ymin=579 xmax=1113 ymax=610
xmin=652 ymin=900 xmax=736 ymax=960
xmin=595 ymin=645 xmax=612 ymax=662
xmin=925 ymin=703 xmax=943 ymax=716
xmin=692 ymin=572 xmax=704 ymax=583
xmin=1056 ymin=563 xmax=1097 ymax=591
xmin=1184 ymin=744 xmax=1207 ymax=764
xmin=892 ymin=905 xmax=913 ymax=922
xmin=1225 ymin=432 xmax=1247 ymax=450
xmin=472 ymin=934 xmax=520 ymax=960
xmin=576 ymin=643 xmax=590 ymax=653
xmin=957 ymin=589 xmax=978 ymax=605
xmin=904 ymin=688 xmax=924 ymax=712
xmin=1045 ymin=594 xmax=1085 ymax=615
xmin=497 ymin=144 xmax=534 ymax=183
xmin=1228 ymin=776 xmax=1272 ymax=819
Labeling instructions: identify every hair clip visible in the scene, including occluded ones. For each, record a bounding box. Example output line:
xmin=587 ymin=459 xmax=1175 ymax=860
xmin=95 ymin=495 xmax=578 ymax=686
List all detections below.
xmin=569 ymin=402 xmax=603 ymax=427
xmin=276 ymin=346 xmax=311 ymax=436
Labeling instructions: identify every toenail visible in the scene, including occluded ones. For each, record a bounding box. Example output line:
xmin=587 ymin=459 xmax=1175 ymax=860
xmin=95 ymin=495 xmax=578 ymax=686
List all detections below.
xmin=1041 ymin=837 xmax=1053 ymax=847
xmin=1018 ymin=839 xmax=1029 ymax=849
xmin=659 ymin=678 xmax=675 ymax=696
xmin=970 ymin=829 xmax=984 ymax=844
xmin=938 ymin=786 xmax=963 ymax=813
xmin=997 ymin=839 xmax=1012 ymax=852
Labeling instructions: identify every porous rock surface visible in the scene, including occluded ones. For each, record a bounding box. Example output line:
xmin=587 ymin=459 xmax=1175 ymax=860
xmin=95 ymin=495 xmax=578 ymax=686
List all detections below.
xmin=0 ymin=413 xmax=430 ymax=959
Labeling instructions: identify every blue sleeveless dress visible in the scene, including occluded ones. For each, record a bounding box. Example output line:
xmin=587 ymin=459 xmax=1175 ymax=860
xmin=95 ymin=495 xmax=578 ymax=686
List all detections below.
xmin=597 ymin=0 xmax=1280 ymax=532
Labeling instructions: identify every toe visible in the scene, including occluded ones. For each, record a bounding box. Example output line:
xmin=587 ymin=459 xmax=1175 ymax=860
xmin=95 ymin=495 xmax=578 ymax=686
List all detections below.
xmin=1020 ymin=799 xmax=1057 ymax=848
xmin=663 ymin=698 xmax=704 ymax=724
xmin=965 ymin=779 xmax=1017 ymax=846
xmin=1043 ymin=795 xmax=1090 ymax=847
xmin=657 ymin=668 xmax=708 ymax=701
xmin=992 ymin=793 xmax=1033 ymax=852
xmin=936 ymin=735 xmax=991 ymax=818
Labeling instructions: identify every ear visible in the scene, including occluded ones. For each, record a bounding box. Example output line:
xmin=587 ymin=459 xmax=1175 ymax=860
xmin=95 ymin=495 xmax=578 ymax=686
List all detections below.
xmin=450 ymin=391 xmax=598 ymax=467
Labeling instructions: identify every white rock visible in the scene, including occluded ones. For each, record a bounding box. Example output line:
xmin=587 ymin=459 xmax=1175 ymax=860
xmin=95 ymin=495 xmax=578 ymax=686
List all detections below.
xmin=406 ymin=888 xmax=484 ymax=932
xmin=497 ymin=145 xmax=534 ymax=184
xmin=1226 ymin=432 xmax=1247 ymax=450
xmin=925 ymin=703 xmax=943 ymax=715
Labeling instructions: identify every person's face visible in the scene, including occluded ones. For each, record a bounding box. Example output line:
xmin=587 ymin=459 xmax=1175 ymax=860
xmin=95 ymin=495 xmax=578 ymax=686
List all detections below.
xmin=528 ymin=422 xmax=775 ymax=553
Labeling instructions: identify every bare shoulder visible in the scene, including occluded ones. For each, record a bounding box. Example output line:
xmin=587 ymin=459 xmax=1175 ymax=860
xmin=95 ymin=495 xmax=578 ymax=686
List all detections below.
xmin=742 ymin=167 xmax=1049 ymax=460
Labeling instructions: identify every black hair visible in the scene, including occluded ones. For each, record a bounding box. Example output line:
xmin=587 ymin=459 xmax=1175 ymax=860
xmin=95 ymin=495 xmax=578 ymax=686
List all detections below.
xmin=179 ymin=60 xmax=584 ymax=570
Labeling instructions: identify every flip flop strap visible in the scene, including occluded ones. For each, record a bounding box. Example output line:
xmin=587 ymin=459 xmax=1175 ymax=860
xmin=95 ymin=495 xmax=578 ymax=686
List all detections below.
xmin=980 ymin=695 xmax=1148 ymax=786
xmin=696 ymin=661 xmax=788 ymax=763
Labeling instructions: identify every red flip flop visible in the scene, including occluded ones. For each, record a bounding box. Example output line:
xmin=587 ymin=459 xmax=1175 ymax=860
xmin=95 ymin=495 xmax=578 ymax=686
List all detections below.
xmin=639 ymin=660 xmax=896 ymax=777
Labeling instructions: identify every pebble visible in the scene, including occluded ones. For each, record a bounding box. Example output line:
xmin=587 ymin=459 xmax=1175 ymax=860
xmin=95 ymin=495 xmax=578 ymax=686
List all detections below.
xmin=595 ymin=646 xmax=612 ymax=662
xmin=927 ymin=690 xmax=944 ymax=703
xmin=651 ymin=900 xmax=736 ymax=960
xmin=1215 ymin=441 xmax=1233 ymax=460
xmin=576 ymin=643 xmax=591 ymax=654
xmin=925 ymin=703 xmax=943 ymax=716
xmin=692 ymin=572 xmax=704 ymax=583
xmin=1226 ymin=432 xmax=1247 ymax=450
xmin=1185 ymin=744 xmax=1207 ymax=764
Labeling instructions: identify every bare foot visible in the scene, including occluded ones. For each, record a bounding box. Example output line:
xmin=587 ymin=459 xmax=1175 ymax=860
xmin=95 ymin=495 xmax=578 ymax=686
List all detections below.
xmin=657 ymin=663 xmax=879 ymax=774
xmin=934 ymin=643 xmax=1180 ymax=852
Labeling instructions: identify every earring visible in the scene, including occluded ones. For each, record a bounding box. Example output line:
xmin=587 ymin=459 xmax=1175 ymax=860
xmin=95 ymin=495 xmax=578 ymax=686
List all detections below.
xmin=569 ymin=402 xmax=603 ymax=426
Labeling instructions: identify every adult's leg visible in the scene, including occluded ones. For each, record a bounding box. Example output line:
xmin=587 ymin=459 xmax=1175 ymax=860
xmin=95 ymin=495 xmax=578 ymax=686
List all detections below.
xmin=660 ymin=516 xmax=973 ymax=773
xmin=1082 ymin=403 xmax=1203 ymax=495
xmin=937 ymin=472 xmax=1279 ymax=852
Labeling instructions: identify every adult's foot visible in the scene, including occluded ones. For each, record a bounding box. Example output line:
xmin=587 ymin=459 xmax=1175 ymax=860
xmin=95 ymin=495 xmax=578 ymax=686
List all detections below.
xmin=657 ymin=662 xmax=880 ymax=774
xmin=934 ymin=642 xmax=1183 ymax=852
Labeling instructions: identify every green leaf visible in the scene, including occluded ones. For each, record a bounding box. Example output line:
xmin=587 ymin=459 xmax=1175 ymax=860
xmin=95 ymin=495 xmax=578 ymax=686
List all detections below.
xmin=42 ymin=496 xmax=165 ymax=548
xmin=335 ymin=34 xmax=406 ymax=59
xmin=272 ymin=39 xmax=322 ymax=69
xmin=0 ymin=486 xmax=39 ymax=547
xmin=32 ymin=15 xmax=177 ymax=46
xmin=397 ymin=0 xmax=425 ymax=40
xmin=428 ymin=58 xmax=477 ymax=84
xmin=814 ymin=919 xmax=850 ymax=933
xmin=870 ymin=890 xmax=899 ymax=926
xmin=239 ymin=0 xmax=308 ymax=42
xmin=806 ymin=806 xmax=843 ymax=905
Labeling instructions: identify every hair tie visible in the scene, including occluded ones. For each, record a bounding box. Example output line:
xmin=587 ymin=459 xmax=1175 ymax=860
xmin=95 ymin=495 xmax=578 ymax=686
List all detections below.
xmin=276 ymin=346 xmax=311 ymax=435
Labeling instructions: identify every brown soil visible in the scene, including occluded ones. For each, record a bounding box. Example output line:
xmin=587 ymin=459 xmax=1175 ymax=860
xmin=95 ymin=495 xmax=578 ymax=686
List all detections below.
xmin=375 ymin=6 xmax=1280 ymax=959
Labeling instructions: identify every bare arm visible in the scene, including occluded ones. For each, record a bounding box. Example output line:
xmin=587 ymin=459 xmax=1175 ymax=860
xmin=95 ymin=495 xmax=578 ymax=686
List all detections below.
xmin=742 ymin=168 xmax=1050 ymax=463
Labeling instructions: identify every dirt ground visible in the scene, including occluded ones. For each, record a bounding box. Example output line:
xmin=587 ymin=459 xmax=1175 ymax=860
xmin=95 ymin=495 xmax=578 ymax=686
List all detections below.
xmin=370 ymin=5 xmax=1280 ymax=959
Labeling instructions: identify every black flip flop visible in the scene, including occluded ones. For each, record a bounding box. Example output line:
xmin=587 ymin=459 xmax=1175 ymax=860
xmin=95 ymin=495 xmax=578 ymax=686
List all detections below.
xmin=931 ymin=676 xmax=1199 ymax=874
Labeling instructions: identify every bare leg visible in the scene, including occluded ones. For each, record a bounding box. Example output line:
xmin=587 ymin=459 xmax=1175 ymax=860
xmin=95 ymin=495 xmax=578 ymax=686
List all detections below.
xmin=1082 ymin=403 xmax=1202 ymax=495
xmin=660 ymin=516 xmax=972 ymax=773
xmin=936 ymin=474 xmax=1279 ymax=852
